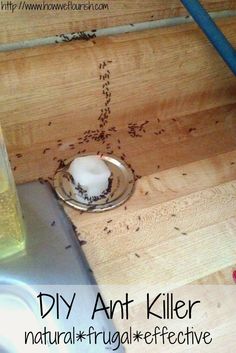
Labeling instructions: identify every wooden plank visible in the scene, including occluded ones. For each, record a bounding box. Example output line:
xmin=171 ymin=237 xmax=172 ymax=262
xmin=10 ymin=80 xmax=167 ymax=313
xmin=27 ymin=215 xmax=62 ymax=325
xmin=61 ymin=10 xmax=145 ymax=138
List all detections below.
xmin=0 ymin=17 xmax=235 ymax=183
xmin=66 ymin=150 xmax=236 ymax=231
xmin=108 ymin=280 xmax=236 ymax=353
xmin=78 ymin=199 xmax=236 ymax=286
xmin=0 ymin=0 xmax=235 ymax=44
xmin=65 ymin=150 xmax=236 ymax=286
xmin=192 ymin=266 xmax=235 ymax=284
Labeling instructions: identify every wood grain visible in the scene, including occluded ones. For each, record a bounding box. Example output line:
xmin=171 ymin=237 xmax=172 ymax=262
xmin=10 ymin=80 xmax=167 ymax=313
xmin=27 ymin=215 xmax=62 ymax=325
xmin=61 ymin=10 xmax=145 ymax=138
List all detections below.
xmin=65 ymin=150 xmax=236 ymax=286
xmin=0 ymin=17 xmax=235 ymax=184
xmin=192 ymin=266 xmax=235 ymax=284
xmin=0 ymin=15 xmax=235 ymax=348
xmin=0 ymin=10 xmax=235 ymax=349
xmin=0 ymin=0 xmax=235 ymax=44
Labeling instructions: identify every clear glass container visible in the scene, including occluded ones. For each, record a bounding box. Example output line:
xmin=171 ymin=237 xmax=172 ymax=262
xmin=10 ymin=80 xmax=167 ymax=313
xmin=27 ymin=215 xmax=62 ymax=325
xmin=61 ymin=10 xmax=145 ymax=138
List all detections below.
xmin=0 ymin=125 xmax=26 ymax=260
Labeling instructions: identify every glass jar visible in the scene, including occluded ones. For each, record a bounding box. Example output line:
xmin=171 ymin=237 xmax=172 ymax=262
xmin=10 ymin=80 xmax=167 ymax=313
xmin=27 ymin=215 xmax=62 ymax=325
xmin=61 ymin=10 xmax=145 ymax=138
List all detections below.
xmin=0 ymin=125 xmax=26 ymax=260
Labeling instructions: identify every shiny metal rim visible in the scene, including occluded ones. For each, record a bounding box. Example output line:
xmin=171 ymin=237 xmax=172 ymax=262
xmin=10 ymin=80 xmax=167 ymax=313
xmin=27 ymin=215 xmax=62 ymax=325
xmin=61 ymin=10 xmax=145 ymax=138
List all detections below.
xmin=53 ymin=153 xmax=135 ymax=212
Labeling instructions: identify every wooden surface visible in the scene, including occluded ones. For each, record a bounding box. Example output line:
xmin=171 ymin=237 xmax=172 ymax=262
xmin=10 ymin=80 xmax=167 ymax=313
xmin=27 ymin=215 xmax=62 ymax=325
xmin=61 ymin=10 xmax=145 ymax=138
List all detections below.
xmin=65 ymin=149 xmax=236 ymax=287
xmin=0 ymin=17 xmax=235 ymax=185
xmin=0 ymin=13 xmax=235 ymax=349
xmin=0 ymin=0 xmax=235 ymax=44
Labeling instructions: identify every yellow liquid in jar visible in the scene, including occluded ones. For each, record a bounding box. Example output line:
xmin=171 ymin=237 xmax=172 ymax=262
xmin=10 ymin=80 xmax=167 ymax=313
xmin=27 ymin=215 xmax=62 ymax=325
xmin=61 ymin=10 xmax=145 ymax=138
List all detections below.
xmin=0 ymin=178 xmax=26 ymax=260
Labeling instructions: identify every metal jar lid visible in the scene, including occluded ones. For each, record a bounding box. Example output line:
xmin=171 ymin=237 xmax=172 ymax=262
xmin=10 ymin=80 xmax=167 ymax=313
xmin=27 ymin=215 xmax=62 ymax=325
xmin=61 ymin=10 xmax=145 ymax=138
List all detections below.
xmin=53 ymin=153 xmax=135 ymax=212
